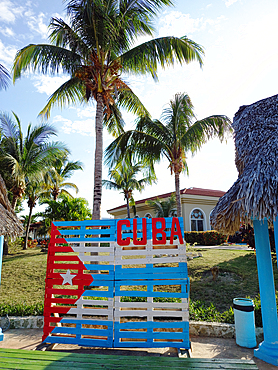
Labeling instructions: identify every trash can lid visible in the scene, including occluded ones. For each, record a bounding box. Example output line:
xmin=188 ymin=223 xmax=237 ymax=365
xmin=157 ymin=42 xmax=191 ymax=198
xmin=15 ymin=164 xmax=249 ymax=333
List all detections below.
xmin=233 ymin=298 xmax=254 ymax=306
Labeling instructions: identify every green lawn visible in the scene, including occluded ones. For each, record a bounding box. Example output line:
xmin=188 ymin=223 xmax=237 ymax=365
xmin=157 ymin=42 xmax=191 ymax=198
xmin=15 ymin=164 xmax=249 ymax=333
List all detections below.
xmin=0 ymin=249 xmax=47 ymax=306
xmin=1 ymin=246 xmax=278 ymax=322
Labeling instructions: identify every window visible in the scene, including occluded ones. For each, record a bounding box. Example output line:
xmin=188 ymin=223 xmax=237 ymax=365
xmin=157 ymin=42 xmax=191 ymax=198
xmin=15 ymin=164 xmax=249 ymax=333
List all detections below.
xmin=190 ymin=209 xmax=204 ymax=231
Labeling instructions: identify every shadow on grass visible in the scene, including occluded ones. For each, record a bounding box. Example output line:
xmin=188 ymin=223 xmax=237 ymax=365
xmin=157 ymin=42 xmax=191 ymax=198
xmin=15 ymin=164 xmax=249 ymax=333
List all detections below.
xmin=3 ymin=251 xmax=46 ymax=263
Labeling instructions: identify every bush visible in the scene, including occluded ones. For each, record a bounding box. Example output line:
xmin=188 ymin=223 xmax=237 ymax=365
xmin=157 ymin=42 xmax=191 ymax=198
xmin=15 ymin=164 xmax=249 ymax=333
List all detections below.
xmin=228 ymin=224 xmax=276 ymax=252
xmin=189 ymin=298 xmax=263 ymax=326
xmin=0 ymin=302 xmax=44 ymax=316
xmin=184 ymin=230 xmax=227 ymax=246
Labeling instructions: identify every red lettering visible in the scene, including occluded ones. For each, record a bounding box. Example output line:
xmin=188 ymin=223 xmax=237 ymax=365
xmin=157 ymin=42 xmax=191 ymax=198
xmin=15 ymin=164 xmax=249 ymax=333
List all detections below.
xmin=117 ymin=220 xmax=131 ymax=246
xmin=170 ymin=217 xmax=184 ymax=244
xmin=133 ymin=218 xmax=147 ymax=245
xmin=152 ymin=218 xmax=166 ymax=245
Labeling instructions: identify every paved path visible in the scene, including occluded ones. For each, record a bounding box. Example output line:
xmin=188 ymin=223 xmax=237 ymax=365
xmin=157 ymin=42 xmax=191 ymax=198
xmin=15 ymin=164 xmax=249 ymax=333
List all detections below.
xmin=0 ymin=329 xmax=276 ymax=369
xmin=192 ymin=244 xmax=250 ymax=250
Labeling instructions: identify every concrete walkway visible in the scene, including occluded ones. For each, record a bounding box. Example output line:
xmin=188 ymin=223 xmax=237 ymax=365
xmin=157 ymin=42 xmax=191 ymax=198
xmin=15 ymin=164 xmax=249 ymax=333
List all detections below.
xmin=0 ymin=329 xmax=276 ymax=369
xmin=192 ymin=244 xmax=250 ymax=250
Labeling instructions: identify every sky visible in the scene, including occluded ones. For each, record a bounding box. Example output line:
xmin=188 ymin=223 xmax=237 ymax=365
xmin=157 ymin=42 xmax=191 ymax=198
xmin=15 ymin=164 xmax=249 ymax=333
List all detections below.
xmin=1 ymin=0 xmax=278 ymax=218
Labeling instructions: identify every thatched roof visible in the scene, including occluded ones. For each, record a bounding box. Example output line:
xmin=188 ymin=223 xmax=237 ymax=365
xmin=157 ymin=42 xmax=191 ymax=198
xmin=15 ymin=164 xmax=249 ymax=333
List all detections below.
xmin=211 ymin=94 xmax=278 ymax=234
xmin=0 ymin=175 xmax=23 ymax=237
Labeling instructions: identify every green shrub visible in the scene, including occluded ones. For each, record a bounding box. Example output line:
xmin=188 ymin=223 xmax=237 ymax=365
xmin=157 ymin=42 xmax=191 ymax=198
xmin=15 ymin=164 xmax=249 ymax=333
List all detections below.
xmin=0 ymin=302 xmax=44 ymax=316
xmin=184 ymin=230 xmax=227 ymax=246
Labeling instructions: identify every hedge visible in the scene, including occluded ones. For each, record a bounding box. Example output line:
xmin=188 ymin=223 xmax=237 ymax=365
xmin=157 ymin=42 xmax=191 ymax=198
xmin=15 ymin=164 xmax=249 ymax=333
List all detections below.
xmin=184 ymin=230 xmax=227 ymax=246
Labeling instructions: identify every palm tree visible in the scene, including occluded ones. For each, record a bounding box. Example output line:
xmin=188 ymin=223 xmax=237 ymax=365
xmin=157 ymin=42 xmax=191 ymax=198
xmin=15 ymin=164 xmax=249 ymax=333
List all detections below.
xmin=0 ymin=111 xmax=68 ymax=209
xmin=0 ymin=64 xmax=10 ymax=90
xmin=13 ymin=0 xmax=204 ymax=220
xmin=105 ymin=93 xmax=232 ymax=217
xmin=146 ymin=193 xmax=176 ymax=217
xmin=44 ymin=154 xmax=83 ymax=200
xmin=24 ymin=180 xmax=48 ymax=250
xmin=102 ymin=159 xmax=156 ymax=218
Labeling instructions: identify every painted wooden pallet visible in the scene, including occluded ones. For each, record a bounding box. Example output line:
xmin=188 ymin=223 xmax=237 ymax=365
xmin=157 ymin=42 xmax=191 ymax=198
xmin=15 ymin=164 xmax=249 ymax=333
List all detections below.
xmin=0 ymin=349 xmax=259 ymax=370
xmin=42 ymin=217 xmax=190 ymax=350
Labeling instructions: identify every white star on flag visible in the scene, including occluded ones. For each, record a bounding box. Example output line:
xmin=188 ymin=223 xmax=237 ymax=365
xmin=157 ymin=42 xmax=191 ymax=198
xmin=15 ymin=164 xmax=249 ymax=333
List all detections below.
xmin=60 ymin=269 xmax=76 ymax=285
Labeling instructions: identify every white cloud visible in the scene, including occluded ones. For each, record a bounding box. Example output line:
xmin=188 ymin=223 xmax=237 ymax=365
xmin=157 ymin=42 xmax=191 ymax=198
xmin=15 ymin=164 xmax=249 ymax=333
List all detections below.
xmin=224 ymin=0 xmax=239 ymax=7
xmin=0 ymin=26 xmax=14 ymax=37
xmin=0 ymin=0 xmax=24 ymax=23
xmin=75 ymin=106 xmax=96 ymax=119
xmin=27 ymin=12 xmax=49 ymax=39
xmin=53 ymin=115 xmax=95 ymax=136
xmin=158 ymin=11 xmax=201 ymax=37
xmin=158 ymin=11 xmax=227 ymax=37
xmin=31 ymin=75 xmax=69 ymax=95
xmin=0 ymin=39 xmax=17 ymax=65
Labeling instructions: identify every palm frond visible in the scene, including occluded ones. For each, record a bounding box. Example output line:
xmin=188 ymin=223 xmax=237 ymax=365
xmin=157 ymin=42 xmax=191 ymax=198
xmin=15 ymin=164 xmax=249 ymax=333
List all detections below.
xmin=0 ymin=112 xmax=18 ymax=139
xmin=104 ymin=104 xmax=125 ymax=137
xmin=116 ymin=88 xmax=150 ymax=117
xmin=0 ymin=64 xmax=10 ymax=90
xmin=182 ymin=115 xmax=232 ymax=153
xmin=49 ymin=17 xmax=90 ymax=58
xmin=121 ymin=36 xmax=204 ymax=80
xmin=13 ymin=44 xmax=82 ymax=81
xmin=39 ymin=77 xmax=84 ymax=119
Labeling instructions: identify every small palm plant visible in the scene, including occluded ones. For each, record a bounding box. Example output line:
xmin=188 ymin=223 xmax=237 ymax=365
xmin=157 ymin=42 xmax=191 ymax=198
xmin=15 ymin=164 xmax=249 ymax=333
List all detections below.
xmin=102 ymin=159 xmax=156 ymax=218
xmin=146 ymin=193 xmax=177 ymax=218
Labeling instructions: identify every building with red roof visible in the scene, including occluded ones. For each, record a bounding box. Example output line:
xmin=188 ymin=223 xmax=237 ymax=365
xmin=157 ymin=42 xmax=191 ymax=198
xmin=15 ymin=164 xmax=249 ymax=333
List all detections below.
xmin=107 ymin=187 xmax=225 ymax=231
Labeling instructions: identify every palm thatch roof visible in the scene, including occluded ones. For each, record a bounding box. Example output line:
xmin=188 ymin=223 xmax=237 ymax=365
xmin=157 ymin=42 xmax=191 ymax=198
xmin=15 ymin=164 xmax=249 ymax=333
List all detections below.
xmin=211 ymin=94 xmax=278 ymax=234
xmin=0 ymin=175 xmax=23 ymax=237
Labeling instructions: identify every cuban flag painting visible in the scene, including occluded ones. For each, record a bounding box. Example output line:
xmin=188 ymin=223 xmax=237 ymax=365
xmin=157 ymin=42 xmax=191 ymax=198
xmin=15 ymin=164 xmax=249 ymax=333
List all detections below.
xmin=42 ymin=218 xmax=190 ymax=350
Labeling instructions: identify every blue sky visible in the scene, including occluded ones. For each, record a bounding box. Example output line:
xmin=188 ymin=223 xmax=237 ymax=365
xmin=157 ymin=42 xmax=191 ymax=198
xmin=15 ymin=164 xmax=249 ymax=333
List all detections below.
xmin=1 ymin=0 xmax=278 ymax=218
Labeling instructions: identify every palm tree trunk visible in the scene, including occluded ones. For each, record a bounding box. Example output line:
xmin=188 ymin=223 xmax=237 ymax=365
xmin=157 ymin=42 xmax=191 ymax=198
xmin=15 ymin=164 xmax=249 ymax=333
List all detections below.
xmin=126 ymin=197 xmax=131 ymax=218
xmin=3 ymin=236 xmax=8 ymax=255
xmin=175 ymin=172 xmax=182 ymax=217
xmin=11 ymin=194 xmax=18 ymax=211
xmin=24 ymin=205 xmax=34 ymax=250
xmin=92 ymin=93 xmax=104 ymax=220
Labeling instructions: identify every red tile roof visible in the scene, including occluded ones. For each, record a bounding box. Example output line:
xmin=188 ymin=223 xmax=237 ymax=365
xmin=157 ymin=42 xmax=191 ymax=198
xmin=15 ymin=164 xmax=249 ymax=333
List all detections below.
xmin=107 ymin=187 xmax=225 ymax=212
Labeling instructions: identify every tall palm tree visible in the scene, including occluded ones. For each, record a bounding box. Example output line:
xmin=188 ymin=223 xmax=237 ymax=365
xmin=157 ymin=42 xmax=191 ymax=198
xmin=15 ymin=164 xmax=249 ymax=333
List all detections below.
xmin=0 ymin=112 xmax=68 ymax=209
xmin=13 ymin=0 xmax=204 ymax=220
xmin=146 ymin=193 xmax=176 ymax=217
xmin=0 ymin=64 xmax=10 ymax=90
xmin=105 ymin=93 xmax=232 ymax=217
xmin=102 ymin=159 xmax=156 ymax=218
xmin=24 ymin=180 xmax=48 ymax=250
xmin=44 ymin=154 xmax=83 ymax=200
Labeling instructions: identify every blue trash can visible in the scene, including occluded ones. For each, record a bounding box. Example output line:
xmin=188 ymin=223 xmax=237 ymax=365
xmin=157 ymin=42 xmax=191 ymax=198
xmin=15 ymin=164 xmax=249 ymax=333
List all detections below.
xmin=0 ymin=328 xmax=3 ymax=342
xmin=233 ymin=298 xmax=256 ymax=348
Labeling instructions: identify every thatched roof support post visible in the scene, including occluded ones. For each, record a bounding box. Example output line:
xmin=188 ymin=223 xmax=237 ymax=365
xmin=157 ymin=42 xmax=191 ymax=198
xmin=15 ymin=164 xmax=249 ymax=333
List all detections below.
xmin=253 ymin=219 xmax=278 ymax=365
xmin=273 ymin=220 xmax=278 ymax=269
xmin=0 ymin=235 xmax=3 ymax=342
xmin=0 ymin=235 xmax=3 ymax=285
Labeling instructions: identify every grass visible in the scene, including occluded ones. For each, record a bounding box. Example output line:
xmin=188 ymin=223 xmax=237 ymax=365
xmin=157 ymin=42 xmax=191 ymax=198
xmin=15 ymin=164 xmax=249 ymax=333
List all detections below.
xmin=0 ymin=248 xmax=47 ymax=306
xmin=1 ymin=244 xmax=278 ymax=324
xmin=187 ymin=247 xmax=266 ymax=311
